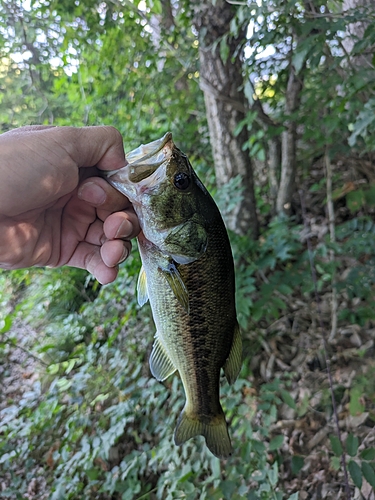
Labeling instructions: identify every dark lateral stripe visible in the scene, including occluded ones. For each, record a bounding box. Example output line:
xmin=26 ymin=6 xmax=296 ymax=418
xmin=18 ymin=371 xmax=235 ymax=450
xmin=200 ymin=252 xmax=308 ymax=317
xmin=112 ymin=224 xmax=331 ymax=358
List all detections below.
xmin=181 ymin=222 xmax=236 ymax=417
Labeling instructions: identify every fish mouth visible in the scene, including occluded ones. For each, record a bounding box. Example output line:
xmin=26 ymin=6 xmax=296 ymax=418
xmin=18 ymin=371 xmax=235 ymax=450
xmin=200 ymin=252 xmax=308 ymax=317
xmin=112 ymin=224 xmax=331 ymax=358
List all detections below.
xmin=105 ymin=132 xmax=174 ymax=184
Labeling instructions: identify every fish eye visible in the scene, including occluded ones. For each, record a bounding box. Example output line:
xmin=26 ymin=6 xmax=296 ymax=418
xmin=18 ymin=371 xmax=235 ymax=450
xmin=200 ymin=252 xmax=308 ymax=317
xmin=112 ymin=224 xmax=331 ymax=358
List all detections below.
xmin=173 ymin=172 xmax=190 ymax=190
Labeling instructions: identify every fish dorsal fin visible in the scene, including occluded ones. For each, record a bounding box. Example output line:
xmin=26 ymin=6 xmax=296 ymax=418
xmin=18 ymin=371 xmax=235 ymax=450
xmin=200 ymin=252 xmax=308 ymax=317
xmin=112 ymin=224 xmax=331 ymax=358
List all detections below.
xmin=223 ymin=323 xmax=242 ymax=384
xmin=137 ymin=266 xmax=149 ymax=307
xmin=160 ymin=262 xmax=189 ymax=314
xmin=149 ymin=335 xmax=177 ymax=381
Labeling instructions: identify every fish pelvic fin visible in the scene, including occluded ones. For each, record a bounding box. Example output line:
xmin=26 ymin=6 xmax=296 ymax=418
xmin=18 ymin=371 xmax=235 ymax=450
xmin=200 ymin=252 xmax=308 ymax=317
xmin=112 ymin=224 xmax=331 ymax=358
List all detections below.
xmin=137 ymin=266 xmax=149 ymax=307
xmin=174 ymin=410 xmax=232 ymax=459
xmin=149 ymin=336 xmax=177 ymax=381
xmin=223 ymin=322 xmax=242 ymax=385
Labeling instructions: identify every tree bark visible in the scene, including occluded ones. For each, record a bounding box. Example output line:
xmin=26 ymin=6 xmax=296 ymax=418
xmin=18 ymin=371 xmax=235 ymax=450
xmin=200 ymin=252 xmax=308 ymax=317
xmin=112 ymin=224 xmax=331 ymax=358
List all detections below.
xmin=342 ymin=0 xmax=373 ymax=68
xmin=268 ymin=137 xmax=281 ymax=215
xmin=192 ymin=0 xmax=259 ymax=238
xmin=276 ymin=66 xmax=303 ymax=215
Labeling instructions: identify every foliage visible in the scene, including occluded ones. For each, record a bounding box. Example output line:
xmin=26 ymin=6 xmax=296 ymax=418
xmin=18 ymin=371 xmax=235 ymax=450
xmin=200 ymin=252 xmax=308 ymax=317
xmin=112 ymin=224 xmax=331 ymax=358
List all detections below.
xmin=2 ymin=0 xmax=375 ymax=498
xmin=0 ymin=259 xmax=297 ymax=500
xmin=0 ymin=0 xmax=208 ymax=154
xmin=2 ymin=210 xmax=375 ymax=497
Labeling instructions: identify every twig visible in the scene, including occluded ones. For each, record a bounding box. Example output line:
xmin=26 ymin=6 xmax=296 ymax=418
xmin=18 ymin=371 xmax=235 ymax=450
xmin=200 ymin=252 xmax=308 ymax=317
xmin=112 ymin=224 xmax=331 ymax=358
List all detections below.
xmin=3 ymin=334 xmax=48 ymax=367
xmin=135 ymin=487 xmax=158 ymax=500
xmin=299 ymin=190 xmax=351 ymax=500
xmin=325 ymin=150 xmax=338 ymax=341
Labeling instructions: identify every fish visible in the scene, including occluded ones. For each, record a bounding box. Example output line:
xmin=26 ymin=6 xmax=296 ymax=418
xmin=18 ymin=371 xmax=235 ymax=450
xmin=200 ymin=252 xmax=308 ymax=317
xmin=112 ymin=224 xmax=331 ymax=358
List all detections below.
xmin=104 ymin=132 xmax=242 ymax=459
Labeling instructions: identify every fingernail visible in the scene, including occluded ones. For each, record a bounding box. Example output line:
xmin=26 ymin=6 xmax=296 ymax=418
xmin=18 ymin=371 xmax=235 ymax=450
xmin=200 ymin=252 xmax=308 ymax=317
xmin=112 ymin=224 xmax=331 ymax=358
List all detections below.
xmin=78 ymin=182 xmax=106 ymax=205
xmin=118 ymin=246 xmax=129 ymax=264
xmin=115 ymin=219 xmax=131 ymax=239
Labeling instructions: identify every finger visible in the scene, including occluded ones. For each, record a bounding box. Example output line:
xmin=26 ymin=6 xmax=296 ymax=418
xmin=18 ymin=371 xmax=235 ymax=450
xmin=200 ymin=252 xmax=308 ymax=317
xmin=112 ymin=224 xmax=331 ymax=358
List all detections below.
xmin=51 ymin=125 xmax=127 ymax=170
xmin=66 ymin=241 xmax=120 ymax=284
xmin=85 ymin=220 xmax=132 ymax=267
xmin=103 ymin=210 xmax=141 ymax=240
xmin=85 ymin=219 xmax=106 ymax=246
xmin=77 ymin=176 xmax=131 ymax=212
xmin=1 ymin=125 xmax=56 ymax=137
xmin=101 ymin=239 xmax=131 ymax=268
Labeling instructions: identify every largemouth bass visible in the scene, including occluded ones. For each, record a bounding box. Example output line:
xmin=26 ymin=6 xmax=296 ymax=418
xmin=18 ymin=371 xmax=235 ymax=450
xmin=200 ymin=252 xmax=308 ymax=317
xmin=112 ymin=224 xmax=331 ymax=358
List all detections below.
xmin=104 ymin=133 xmax=242 ymax=458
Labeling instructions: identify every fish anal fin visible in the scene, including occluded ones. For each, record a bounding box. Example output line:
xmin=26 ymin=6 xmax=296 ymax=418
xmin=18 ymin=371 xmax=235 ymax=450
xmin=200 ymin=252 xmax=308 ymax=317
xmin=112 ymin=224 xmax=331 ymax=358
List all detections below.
xmin=160 ymin=262 xmax=189 ymax=314
xmin=137 ymin=266 xmax=149 ymax=307
xmin=223 ymin=323 xmax=242 ymax=385
xmin=149 ymin=336 xmax=176 ymax=382
xmin=174 ymin=409 xmax=232 ymax=459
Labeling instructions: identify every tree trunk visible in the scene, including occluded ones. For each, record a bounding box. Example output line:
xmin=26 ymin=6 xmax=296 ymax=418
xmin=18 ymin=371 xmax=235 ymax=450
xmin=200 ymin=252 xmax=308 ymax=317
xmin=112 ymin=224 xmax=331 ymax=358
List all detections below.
xmin=342 ymin=0 xmax=373 ymax=68
xmin=268 ymin=137 xmax=281 ymax=215
xmin=193 ymin=1 xmax=259 ymax=238
xmin=276 ymin=66 xmax=303 ymax=215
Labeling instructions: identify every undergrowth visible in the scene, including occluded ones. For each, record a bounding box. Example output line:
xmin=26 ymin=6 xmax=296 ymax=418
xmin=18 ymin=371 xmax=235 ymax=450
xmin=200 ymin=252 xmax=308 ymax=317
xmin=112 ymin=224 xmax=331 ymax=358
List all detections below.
xmin=1 ymin=214 xmax=375 ymax=498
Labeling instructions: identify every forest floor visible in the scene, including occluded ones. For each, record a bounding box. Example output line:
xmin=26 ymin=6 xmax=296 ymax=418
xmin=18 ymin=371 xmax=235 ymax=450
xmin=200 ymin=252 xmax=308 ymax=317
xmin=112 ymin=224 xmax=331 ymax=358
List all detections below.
xmin=250 ymin=302 xmax=375 ymax=499
xmin=0 ymin=319 xmax=49 ymax=499
xmin=2 ymin=310 xmax=375 ymax=499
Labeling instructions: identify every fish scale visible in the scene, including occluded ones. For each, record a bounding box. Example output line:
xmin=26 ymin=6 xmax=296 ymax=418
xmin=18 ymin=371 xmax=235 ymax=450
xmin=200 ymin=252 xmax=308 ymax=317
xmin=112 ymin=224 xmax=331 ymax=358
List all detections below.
xmin=104 ymin=133 xmax=242 ymax=458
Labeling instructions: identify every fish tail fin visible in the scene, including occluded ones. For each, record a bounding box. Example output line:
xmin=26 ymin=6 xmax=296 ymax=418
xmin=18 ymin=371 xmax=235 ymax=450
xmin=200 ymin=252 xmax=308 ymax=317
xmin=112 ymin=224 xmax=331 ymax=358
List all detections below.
xmin=174 ymin=409 xmax=232 ymax=459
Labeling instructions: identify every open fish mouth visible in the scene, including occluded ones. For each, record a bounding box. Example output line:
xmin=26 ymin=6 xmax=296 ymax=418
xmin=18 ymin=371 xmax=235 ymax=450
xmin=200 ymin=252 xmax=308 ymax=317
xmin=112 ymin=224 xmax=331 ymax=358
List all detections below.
xmin=105 ymin=132 xmax=174 ymax=184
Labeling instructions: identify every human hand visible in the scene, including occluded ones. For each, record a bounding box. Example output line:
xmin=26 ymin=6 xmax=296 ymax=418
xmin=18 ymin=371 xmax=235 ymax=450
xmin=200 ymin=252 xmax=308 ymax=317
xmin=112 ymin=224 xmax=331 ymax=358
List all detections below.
xmin=0 ymin=125 xmax=140 ymax=284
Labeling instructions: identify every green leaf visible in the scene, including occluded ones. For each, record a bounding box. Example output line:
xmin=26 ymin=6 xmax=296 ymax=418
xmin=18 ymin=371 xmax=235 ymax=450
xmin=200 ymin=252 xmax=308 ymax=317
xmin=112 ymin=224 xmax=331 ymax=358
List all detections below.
xmin=280 ymin=389 xmax=297 ymax=410
xmin=56 ymin=377 xmax=73 ymax=391
xmin=221 ymin=480 xmax=236 ymax=497
xmin=362 ymin=461 xmax=375 ymax=488
xmin=330 ymin=456 xmax=341 ymax=471
xmin=292 ymin=44 xmax=310 ymax=74
xmin=277 ymin=284 xmax=293 ymax=295
xmin=65 ymin=358 xmax=78 ymax=375
xmin=360 ymin=448 xmax=375 ymax=460
xmin=267 ymin=461 xmax=278 ymax=486
xmin=348 ymin=103 xmax=375 ymax=146
xmin=348 ymin=460 xmax=362 ymax=489
xmin=291 ymin=455 xmax=304 ymax=475
xmin=346 ymin=433 xmax=359 ymax=457
xmin=237 ymin=484 xmax=248 ymax=495
xmin=0 ymin=314 xmax=13 ymax=334
xmin=269 ymin=435 xmax=284 ymax=451
xmin=86 ymin=468 xmax=99 ymax=480
xmin=329 ymin=435 xmax=343 ymax=457
xmin=346 ymin=189 xmax=366 ymax=213
xmin=287 ymin=494 xmax=299 ymax=500
xmin=152 ymin=0 xmax=162 ymax=15
xmin=349 ymin=387 xmax=365 ymax=416
xmin=252 ymin=439 xmax=266 ymax=454
xmin=48 ymin=363 xmax=60 ymax=375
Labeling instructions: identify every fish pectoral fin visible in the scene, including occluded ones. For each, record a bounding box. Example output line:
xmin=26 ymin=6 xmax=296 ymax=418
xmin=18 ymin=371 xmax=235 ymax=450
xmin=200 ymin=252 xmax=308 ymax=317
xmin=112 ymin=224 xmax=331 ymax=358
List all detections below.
xmin=223 ymin=322 xmax=242 ymax=385
xmin=149 ymin=336 xmax=177 ymax=381
xmin=137 ymin=266 xmax=149 ymax=307
xmin=160 ymin=263 xmax=189 ymax=314
xmin=174 ymin=409 xmax=232 ymax=459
